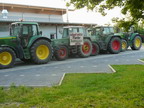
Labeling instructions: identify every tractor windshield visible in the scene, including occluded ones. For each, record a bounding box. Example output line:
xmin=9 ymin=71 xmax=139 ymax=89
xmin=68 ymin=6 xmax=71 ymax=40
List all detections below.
xmin=63 ymin=27 xmax=85 ymax=38
xmin=95 ymin=27 xmax=101 ymax=35
xmin=109 ymin=27 xmax=114 ymax=33
xmin=10 ymin=24 xmax=20 ymax=36
xmin=63 ymin=28 xmax=69 ymax=38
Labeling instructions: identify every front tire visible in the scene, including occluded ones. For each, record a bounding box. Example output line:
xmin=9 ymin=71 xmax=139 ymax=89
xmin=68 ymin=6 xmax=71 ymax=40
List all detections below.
xmin=121 ymin=39 xmax=128 ymax=52
xmin=78 ymin=39 xmax=92 ymax=58
xmin=108 ymin=37 xmax=121 ymax=54
xmin=131 ymin=36 xmax=142 ymax=50
xmin=91 ymin=43 xmax=99 ymax=56
xmin=31 ymin=39 xmax=53 ymax=64
xmin=0 ymin=47 xmax=16 ymax=69
xmin=54 ymin=46 xmax=68 ymax=61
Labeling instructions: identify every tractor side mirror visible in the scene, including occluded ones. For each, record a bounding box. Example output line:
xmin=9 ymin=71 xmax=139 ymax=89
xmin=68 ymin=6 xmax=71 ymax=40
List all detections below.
xmin=10 ymin=27 xmax=12 ymax=36
xmin=39 ymin=31 xmax=42 ymax=35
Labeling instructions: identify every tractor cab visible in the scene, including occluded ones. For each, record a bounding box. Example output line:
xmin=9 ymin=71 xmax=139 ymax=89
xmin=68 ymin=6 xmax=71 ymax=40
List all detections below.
xmin=0 ymin=22 xmax=53 ymax=69
xmin=62 ymin=26 xmax=87 ymax=38
xmin=10 ymin=22 xmax=41 ymax=48
xmin=91 ymin=26 xmax=115 ymax=36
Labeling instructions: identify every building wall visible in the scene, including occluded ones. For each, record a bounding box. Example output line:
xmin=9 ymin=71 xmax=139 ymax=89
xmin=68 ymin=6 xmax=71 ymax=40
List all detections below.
xmin=0 ymin=23 xmax=63 ymax=39
xmin=40 ymin=25 xmax=63 ymax=39
xmin=0 ymin=10 xmax=64 ymax=38
xmin=0 ymin=24 xmax=9 ymax=36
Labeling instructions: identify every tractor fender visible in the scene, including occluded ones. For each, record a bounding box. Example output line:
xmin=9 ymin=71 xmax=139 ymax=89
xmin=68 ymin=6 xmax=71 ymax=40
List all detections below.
xmin=105 ymin=35 xmax=121 ymax=48
xmin=129 ymin=34 xmax=141 ymax=47
xmin=83 ymin=37 xmax=92 ymax=41
xmin=129 ymin=33 xmax=140 ymax=41
xmin=106 ymin=35 xmax=121 ymax=45
xmin=28 ymin=37 xmax=51 ymax=48
xmin=0 ymin=45 xmax=22 ymax=58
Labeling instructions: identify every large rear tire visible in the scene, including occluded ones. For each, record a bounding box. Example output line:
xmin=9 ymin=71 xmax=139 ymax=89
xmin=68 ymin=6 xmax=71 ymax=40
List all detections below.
xmin=121 ymin=39 xmax=128 ymax=52
xmin=131 ymin=36 xmax=142 ymax=50
xmin=31 ymin=39 xmax=53 ymax=64
xmin=54 ymin=46 xmax=68 ymax=61
xmin=78 ymin=39 xmax=92 ymax=57
xmin=91 ymin=43 xmax=99 ymax=56
xmin=0 ymin=47 xmax=16 ymax=69
xmin=108 ymin=37 xmax=121 ymax=54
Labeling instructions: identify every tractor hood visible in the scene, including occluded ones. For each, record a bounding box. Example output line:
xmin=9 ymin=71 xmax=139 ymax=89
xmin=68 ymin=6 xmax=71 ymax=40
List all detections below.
xmin=0 ymin=36 xmax=17 ymax=46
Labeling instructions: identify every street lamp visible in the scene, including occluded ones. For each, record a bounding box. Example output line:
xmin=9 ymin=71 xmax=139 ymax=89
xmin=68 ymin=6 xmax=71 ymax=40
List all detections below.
xmin=2 ymin=9 xmax=8 ymax=18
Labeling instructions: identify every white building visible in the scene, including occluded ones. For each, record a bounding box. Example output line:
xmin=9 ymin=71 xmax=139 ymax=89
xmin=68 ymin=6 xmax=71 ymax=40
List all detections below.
xmin=0 ymin=0 xmax=97 ymax=39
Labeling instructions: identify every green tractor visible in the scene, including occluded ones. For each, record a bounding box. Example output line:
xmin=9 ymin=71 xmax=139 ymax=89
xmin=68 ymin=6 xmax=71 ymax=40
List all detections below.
xmin=115 ymin=26 xmax=142 ymax=52
xmin=52 ymin=26 xmax=93 ymax=60
xmin=88 ymin=26 xmax=122 ymax=55
xmin=0 ymin=22 xmax=53 ymax=69
xmin=52 ymin=26 xmax=122 ymax=61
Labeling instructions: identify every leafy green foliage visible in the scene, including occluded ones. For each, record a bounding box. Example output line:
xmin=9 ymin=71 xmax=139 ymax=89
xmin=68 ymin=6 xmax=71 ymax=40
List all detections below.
xmin=0 ymin=65 xmax=144 ymax=107
xmin=69 ymin=0 xmax=144 ymax=20
xmin=112 ymin=17 xmax=144 ymax=32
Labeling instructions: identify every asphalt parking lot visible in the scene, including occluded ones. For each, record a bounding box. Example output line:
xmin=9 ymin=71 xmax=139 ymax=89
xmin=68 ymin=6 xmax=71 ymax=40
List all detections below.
xmin=0 ymin=46 xmax=144 ymax=87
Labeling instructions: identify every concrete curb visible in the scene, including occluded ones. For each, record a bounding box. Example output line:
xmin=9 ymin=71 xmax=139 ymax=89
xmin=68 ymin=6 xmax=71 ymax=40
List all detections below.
xmin=58 ymin=65 xmax=116 ymax=86
xmin=58 ymin=73 xmax=66 ymax=86
xmin=108 ymin=65 xmax=116 ymax=73
xmin=138 ymin=59 xmax=144 ymax=63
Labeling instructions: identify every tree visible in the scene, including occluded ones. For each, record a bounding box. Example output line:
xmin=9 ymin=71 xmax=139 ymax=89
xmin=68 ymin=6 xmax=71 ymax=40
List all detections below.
xmin=69 ymin=0 xmax=144 ymax=21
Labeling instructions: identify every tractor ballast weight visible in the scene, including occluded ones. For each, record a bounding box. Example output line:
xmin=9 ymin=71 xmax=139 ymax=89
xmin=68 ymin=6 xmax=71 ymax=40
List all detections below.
xmin=0 ymin=22 xmax=53 ymax=69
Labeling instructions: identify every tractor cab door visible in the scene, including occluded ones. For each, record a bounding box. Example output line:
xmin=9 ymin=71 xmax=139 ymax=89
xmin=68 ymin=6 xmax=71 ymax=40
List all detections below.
xmin=98 ymin=27 xmax=114 ymax=41
xmin=102 ymin=27 xmax=113 ymax=36
xmin=20 ymin=24 xmax=38 ymax=48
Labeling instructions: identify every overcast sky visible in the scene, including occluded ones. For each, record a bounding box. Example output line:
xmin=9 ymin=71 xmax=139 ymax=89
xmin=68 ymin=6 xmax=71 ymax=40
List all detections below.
xmin=1 ymin=0 xmax=124 ymax=25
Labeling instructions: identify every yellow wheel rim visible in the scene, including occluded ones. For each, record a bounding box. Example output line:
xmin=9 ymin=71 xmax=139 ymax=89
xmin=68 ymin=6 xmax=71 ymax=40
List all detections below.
xmin=0 ymin=52 xmax=12 ymax=65
xmin=135 ymin=38 xmax=141 ymax=48
xmin=122 ymin=41 xmax=127 ymax=50
xmin=36 ymin=45 xmax=49 ymax=60
xmin=83 ymin=45 xmax=89 ymax=51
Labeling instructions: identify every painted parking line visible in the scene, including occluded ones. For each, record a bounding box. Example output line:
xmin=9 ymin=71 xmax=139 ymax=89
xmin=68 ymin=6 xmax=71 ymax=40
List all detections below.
xmin=20 ymin=75 xmax=24 ymax=77
xmin=92 ymin=65 xmax=97 ymax=67
xmin=67 ymin=66 xmax=71 ymax=68
xmin=35 ymin=74 xmax=40 ymax=77
xmin=54 ymin=67 xmax=58 ymax=69
xmin=4 ymin=75 xmax=9 ymax=77
xmin=51 ymin=74 xmax=57 ymax=76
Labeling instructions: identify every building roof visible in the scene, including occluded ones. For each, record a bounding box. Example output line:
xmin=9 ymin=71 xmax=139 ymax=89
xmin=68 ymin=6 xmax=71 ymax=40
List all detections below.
xmin=0 ymin=0 xmax=73 ymax=10
xmin=0 ymin=0 xmax=97 ymax=26
xmin=0 ymin=3 xmax=69 ymax=15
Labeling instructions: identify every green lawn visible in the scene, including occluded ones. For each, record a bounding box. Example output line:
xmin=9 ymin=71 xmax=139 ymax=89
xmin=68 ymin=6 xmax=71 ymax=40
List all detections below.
xmin=0 ymin=65 xmax=144 ymax=108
